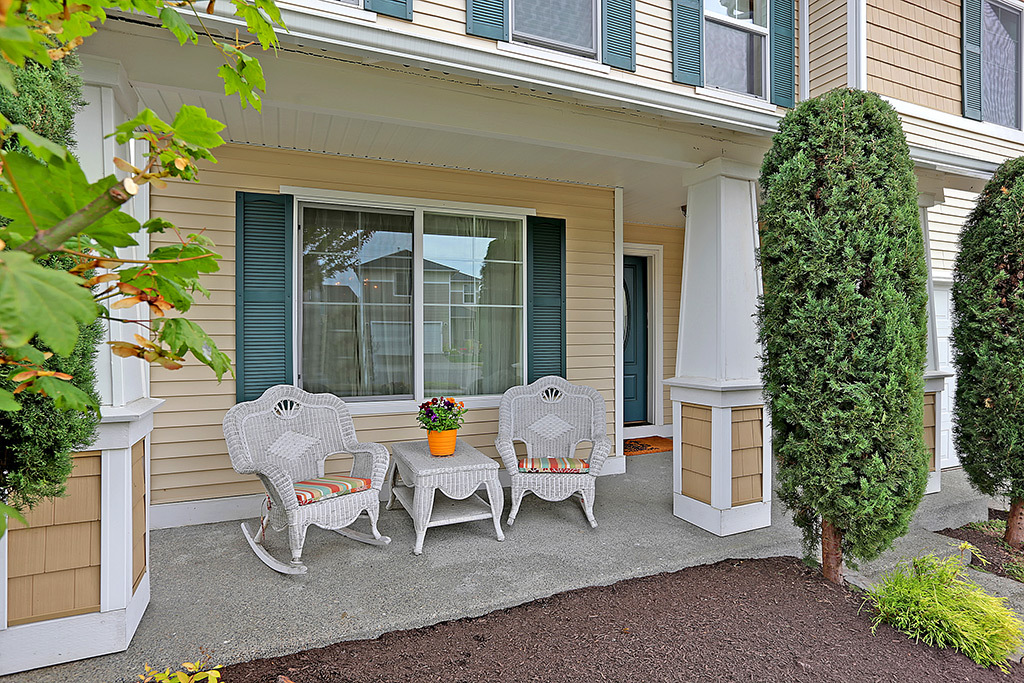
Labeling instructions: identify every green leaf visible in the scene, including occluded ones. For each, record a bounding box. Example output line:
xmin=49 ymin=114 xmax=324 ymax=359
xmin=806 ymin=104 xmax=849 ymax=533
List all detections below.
xmin=8 ymin=125 xmax=69 ymax=162
xmin=232 ymin=1 xmax=282 ymax=49
xmin=159 ymin=318 xmax=234 ymax=380
xmin=0 ymin=251 xmax=97 ymax=355
xmin=113 ymin=109 xmax=172 ymax=145
xmin=0 ymin=26 xmax=52 ymax=71
xmin=0 ymin=152 xmax=140 ymax=251
xmin=25 ymin=374 xmax=97 ymax=411
xmin=0 ymin=387 xmax=20 ymax=412
xmin=171 ymin=105 xmax=226 ymax=149
xmin=159 ymin=7 xmax=199 ymax=46
xmin=0 ymin=501 xmax=27 ymax=538
xmin=144 ymin=217 xmax=176 ymax=233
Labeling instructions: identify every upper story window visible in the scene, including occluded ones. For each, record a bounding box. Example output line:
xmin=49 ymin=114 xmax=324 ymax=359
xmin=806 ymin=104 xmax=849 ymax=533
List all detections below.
xmin=982 ymin=0 xmax=1021 ymax=129
xmin=512 ymin=0 xmax=598 ymax=58
xmin=704 ymin=0 xmax=768 ymax=99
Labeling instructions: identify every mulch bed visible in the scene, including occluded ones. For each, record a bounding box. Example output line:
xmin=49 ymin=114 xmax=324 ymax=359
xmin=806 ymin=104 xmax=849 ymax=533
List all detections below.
xmin=941 ymin=508 xmax=1024 ymax=584
xmin=221 ymin=556 xmax=1019 ymax=683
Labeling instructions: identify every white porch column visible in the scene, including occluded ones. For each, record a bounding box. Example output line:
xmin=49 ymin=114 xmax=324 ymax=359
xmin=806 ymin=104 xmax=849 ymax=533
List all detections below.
xmin=919 ymin=190 xmax=954 ymax=494
xmin=0 ymin=57 xmax=161 ymax=676
xmin=665 ymin=159 xmax=771 ymax=536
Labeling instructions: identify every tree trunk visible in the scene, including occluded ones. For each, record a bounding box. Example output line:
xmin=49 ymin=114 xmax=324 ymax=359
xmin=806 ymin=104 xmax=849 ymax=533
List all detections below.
xmin=821 ymin=519 xmax=844 ymax=584
xmin=1005 ymin=498 xmax=1024 ymax=550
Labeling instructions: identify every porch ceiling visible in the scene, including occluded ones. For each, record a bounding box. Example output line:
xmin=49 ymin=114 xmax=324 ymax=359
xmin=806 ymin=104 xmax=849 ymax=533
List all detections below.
xmin=135 ymin=84 xmax=694 ymax=227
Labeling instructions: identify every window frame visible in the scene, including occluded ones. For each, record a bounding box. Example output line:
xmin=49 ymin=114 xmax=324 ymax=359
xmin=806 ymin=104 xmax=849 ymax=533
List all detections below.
xmin=702 ymin=1 xmax=770 ymax=102
xmin=981 ymin=0 xmax=1024 ymax=130
xmin=288 ymin=187 xmax=536 ymax=415
xmin=511 ymin=0 xmax=601 ymax=60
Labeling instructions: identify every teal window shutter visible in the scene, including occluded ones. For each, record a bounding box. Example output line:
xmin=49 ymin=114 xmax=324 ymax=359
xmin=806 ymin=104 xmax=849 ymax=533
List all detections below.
xmin=467 ymin=0 xmax=509 ymax=41
xmin=672 ymin=0 xmax=703 ymax=86
xmin=962 ymin=0 xmax=983 ymax=121
xmin=365 ymin=0 xmax=413 ymax=21
xmin=769 ymin=0 xmax=795 ymax=108
xmin=602 ymin=0 xmax=636 ymax=71
xmin=236 ymin=192 xmax=294 ymax=402
xmin=527 ymin=216 xmax=566 ymax=382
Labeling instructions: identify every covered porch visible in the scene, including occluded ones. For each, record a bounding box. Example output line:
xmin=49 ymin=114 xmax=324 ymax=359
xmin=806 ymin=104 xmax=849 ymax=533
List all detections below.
xmin=6 ymin=452 xmax=1007 ymax=682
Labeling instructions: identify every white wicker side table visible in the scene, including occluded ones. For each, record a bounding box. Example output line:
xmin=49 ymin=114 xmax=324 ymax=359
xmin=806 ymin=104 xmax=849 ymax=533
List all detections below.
xmin=386 ymin=440 xmax=505 ymax=555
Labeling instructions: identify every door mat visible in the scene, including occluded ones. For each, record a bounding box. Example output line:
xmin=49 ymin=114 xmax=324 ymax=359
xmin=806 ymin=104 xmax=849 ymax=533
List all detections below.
xmin=623 ymin=436 xmax=673 ymax=456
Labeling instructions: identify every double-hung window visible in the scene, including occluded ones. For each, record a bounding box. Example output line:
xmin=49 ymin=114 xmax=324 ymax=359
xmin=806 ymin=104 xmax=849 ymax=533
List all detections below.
xmin=512 ymin=0 xmax=598 ymax=58
xmin=982 ymin=0 xmax=1022 ymax=129
xmin=299 ymin=202 xmax=526 ymax=403
xmin=703 ymin=0 xmax=768 ymax=99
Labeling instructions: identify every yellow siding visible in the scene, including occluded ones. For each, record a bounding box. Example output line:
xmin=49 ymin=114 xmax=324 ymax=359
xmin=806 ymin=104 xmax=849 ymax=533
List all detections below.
xmin=731 ymin=406 xmax=763 ymax=506
xmin=149 ymin=145 xmax=616 ymax=504
xmin=679 ymin=403 xmax=712 ymax=504
xmin=7 ymin=452 xmax=102 ymax=626
xmin=924 ymin=392 xmax=936 ymax=472
xmin=809 ymin=0 xmax=848 ymax=96
xmin=131 ymin=439 xmax=147 ymax=593
xmin=623 ymin=222 xmax=684 ymax=425
xmin=927 ymin=188 xmax=977 ymax=281
xmin=866 ymin=0 xmax=960 ymax=116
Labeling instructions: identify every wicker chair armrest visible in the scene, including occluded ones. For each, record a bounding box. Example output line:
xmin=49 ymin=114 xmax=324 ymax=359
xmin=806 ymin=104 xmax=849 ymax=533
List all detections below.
xmin=347 ymin=441 xmax=390 ymax=491
xmin=256 ymin=464 xmax=299 ymax=511
xmin=587 ymin=436 xmax=614 ymax=476
xmin=494 ymin=437 xmax=520 ymax=473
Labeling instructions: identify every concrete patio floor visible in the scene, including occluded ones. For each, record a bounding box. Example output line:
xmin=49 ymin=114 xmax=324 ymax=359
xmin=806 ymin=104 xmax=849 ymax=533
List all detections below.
xmin=8 ymin=452 xmax=1020 ymax=682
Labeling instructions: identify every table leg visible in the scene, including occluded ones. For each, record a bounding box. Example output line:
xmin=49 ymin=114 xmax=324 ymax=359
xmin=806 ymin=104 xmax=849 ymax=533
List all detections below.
xmin=385 ymin=459 xmax=398 ymax=511
xmin=411 ymin=483 xmax=434 ymax=555
xmin=484 ymin=478 xmax=505 ymax=542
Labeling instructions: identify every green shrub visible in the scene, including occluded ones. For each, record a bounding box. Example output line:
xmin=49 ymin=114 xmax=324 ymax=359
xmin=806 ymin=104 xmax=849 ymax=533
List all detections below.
xmin=757 ymin=88 xmax=930 ymax=575
xmin=866 ymin=548 xmax=1024 ymax=671
xmin=951 ymin=156 xmax=1024 ymax=547
xmin=0 ymin=54 xmax=85 ymax=152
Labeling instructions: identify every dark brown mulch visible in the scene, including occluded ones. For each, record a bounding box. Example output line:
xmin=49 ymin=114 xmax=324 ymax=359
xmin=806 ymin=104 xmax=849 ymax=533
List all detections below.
xmin=940 ymin=508 xmax=1024 ymax=584
xmin=221 ymin=556 xmax=1019 ymax=683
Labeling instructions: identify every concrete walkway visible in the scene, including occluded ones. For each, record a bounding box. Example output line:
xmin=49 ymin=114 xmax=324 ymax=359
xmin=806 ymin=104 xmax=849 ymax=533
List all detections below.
xmin=7 ymin=453 xmax=1016 ymax=682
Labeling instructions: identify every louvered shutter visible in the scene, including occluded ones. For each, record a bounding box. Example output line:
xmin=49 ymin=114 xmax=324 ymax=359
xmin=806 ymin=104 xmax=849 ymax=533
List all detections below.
xmin=527 ymin=216 xmax=566 ymax=382
xmin=235 ymin=192 xmax=294 ymax=402
xmin=962 ymin=0 xmax=983 ymax=121
xmin=602 ymin=0 xmax=636 ymax=71
xmin=365 ymin=0 xmax=413 ymax=21
xmin=672 ymin=0 xmax=703 ymax=86
xmin=467 ymin=0 xmax=509 ymax=40
xmin=769 ymin=0 xmax=795 ymax=107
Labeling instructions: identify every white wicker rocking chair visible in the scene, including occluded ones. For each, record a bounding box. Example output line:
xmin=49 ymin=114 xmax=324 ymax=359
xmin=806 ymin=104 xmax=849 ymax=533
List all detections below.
xmin=496 ymin=375 xmax=613 ymax=528
xmin=222 ymin=385 xmax=391 ymax=574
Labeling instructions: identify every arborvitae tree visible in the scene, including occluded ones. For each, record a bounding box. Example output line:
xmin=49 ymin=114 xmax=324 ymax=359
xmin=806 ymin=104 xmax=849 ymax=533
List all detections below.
xmin=951 ymin=156 xmax=1024 ymax=548
xmin=0 ymin=60 xmax=97 ymax=511
xmin=758 ymin=88 xmax=930 ymax=584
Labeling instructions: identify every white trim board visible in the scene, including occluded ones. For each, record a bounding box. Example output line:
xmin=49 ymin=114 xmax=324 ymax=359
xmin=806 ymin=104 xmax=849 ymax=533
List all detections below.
xmin=624 ymin=242 xmax=666 ymax=430
xmin=614 ymin=188 xmax=625 ymax=464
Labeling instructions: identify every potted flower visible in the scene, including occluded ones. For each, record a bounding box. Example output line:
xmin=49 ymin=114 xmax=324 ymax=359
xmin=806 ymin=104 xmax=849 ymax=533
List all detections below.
xmin=417 ymin=397 xmax=467 ymax=456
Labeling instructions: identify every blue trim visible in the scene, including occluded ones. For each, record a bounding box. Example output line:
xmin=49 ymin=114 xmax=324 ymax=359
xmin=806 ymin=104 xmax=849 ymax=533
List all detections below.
xmin=467 ymin=0 xmax=509 ymax=41
xmin=365 ymin=0 xmax=413 ymax=21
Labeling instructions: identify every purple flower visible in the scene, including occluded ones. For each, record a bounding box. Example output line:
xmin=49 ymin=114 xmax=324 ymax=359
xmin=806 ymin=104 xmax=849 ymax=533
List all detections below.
xmin=430 ymin=414 xmax=437 ymax=421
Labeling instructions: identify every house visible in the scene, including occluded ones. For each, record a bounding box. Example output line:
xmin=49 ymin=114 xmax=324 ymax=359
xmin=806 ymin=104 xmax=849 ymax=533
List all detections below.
xmin=1 ymin=0 xmax=1019 ymax=673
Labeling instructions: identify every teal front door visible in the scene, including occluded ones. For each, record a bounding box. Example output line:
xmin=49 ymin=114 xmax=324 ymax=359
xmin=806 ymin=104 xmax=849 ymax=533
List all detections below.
xmin=623 ymin=255 xmax=648 ymax=424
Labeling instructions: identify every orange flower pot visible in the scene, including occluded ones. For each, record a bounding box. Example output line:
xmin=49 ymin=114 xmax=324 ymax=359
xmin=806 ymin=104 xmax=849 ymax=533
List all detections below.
xmin=427 ymin=429 xmax=457 ymax=456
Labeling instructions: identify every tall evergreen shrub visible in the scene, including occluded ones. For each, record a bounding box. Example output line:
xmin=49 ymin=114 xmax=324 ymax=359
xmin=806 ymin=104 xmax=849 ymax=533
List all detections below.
xmin=0 ymin=59 xmax=97 ymax=511
xmin=758 ymin=88 xmax=930 ymax=583
xmin=951 ymin=156 xmax=1024 ymax=548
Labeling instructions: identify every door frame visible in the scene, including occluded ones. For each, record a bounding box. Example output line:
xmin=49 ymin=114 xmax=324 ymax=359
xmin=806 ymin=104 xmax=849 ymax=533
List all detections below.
xmin=622 ymin=242 xmax=666 ymax=438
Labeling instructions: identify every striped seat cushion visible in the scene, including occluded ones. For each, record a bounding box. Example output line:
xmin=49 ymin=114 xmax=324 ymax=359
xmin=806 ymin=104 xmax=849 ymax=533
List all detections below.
xmin=293 ymin=475 xmax=371 ymax=506
xmin=517 ymin=457 xmax=590 ymax=474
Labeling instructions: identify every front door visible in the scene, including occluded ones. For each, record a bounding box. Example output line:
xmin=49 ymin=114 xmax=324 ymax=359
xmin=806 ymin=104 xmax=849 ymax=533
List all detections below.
xmin=623 ymin=255 xmax=648 ymax=424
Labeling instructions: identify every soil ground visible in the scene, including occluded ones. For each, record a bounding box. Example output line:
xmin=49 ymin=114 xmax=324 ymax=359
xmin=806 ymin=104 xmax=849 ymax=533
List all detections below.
xmin=221 ymin=556 xmax=1018 ymax=683
xmin=942 ymin=508 xmax=1024 ymax=584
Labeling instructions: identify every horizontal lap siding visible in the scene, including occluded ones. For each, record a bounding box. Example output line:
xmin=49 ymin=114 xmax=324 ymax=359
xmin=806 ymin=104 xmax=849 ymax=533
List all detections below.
xmin=866 ymin=0 xmax=961 ymax=116
xmin=149 ymin=145 xmax=615 ymax=504
xmin=927 ymin=187 xmax=977 ymax=281
xmin=901 ymin=112 xmax=1024 ymax=167
xmin=272 ymin=1 xmax=794 ymax=110
xmin=623 ymin=222 xmax=684 ymax=425
xmin=808 ymin=0 xmax=847 ymax=96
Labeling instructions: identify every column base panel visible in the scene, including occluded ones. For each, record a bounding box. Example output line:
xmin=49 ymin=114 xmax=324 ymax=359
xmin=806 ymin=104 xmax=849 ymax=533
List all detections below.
xmin=673 ymin=494 xmax=772 ymax=536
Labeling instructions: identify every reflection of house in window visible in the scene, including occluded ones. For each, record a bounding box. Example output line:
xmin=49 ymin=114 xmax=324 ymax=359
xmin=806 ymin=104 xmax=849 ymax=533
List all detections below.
xmin=393 ymin=270 xmax=411 ymax=297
